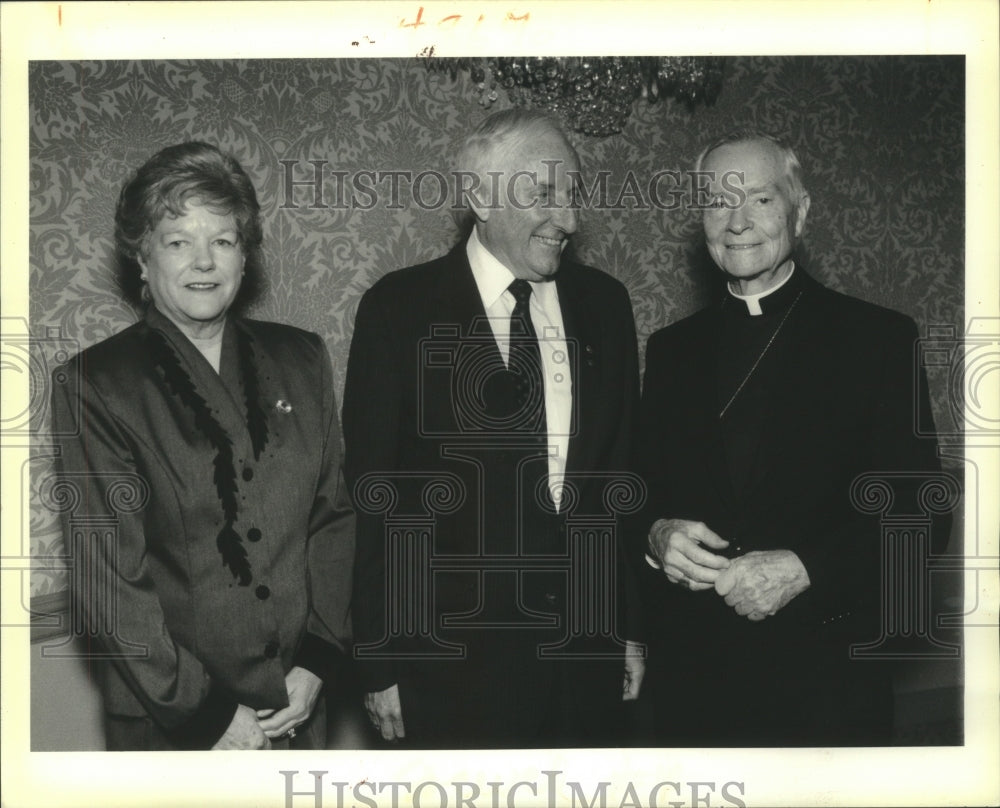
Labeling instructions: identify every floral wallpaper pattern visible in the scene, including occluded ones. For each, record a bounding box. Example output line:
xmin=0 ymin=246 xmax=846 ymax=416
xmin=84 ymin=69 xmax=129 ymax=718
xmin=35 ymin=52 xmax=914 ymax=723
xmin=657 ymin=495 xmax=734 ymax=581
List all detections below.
xmin=28 ymin=56 xmax=964 ymax=598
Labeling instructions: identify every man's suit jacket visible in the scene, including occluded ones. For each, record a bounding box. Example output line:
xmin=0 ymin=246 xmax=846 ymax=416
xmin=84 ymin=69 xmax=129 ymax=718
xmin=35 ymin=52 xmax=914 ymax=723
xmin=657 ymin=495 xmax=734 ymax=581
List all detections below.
xmin=634 ymin=269 xmax=948 ymax=745
xmin=343 ymin=241 xmax=640 ymax=746
xmin=51 ymin=306 xmax=355 ymax=749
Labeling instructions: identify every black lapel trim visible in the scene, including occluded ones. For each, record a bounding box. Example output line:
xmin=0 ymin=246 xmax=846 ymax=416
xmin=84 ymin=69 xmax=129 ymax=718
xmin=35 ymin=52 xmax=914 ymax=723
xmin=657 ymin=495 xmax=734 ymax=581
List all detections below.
xmin=146 ymin=328 xmax=255 ymax=586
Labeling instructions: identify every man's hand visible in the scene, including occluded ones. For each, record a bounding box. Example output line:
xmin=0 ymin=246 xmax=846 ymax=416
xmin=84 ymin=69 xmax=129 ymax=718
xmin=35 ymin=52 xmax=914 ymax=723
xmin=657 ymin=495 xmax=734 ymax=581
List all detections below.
xmin=365 ymin=684 xmax=405 ymax=742
xmin=622 ymin=640 xmax=646 ymax=701
xmin=647 ymin=519 xmax=731 ymax=590
xmin=212 ymin=704 xmax=272 ymax=750
xmin=256 ymin=666 xmax=323 ymax=739
xmin=714 ymin=550 xmax=810 ymax=620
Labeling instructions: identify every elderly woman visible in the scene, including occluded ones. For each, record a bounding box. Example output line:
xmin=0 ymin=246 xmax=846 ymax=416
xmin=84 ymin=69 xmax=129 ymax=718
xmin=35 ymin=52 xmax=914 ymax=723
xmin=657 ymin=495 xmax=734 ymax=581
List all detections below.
xmin=50 ymin=141 xmax=354 ymax=750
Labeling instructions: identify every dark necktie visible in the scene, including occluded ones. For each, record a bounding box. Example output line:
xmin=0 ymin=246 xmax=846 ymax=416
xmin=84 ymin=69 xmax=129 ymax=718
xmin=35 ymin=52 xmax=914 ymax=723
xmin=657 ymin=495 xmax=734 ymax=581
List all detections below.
xmin=508 ymin=279 xmax=546 ymax=434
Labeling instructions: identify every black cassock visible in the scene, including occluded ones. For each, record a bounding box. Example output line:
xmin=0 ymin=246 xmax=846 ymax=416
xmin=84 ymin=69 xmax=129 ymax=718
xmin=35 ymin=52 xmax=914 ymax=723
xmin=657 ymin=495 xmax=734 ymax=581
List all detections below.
xmin=633 ymin=268 xmax=948 ymax=746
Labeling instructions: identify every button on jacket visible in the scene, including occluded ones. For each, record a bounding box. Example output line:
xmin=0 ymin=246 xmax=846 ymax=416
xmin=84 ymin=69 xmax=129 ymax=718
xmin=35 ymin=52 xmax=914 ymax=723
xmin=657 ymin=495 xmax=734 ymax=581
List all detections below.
xmin=51 ymin=306 xmax=355 ymax=749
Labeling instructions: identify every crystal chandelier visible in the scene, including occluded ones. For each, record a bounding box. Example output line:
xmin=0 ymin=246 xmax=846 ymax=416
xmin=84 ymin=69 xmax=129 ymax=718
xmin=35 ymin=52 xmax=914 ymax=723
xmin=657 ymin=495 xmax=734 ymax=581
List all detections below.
xmin=426 ymin=56 xmax=725 ymax=137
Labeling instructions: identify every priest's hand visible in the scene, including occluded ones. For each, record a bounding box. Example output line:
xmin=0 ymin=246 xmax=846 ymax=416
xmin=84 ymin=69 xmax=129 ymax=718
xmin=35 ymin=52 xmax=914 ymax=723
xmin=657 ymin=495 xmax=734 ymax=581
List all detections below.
xmin=646 ymin=518 xmax=731 ymax=591
xmin=622 ymin=640 xmax=646 ymax=701
xmin=365 ymin=683 xmax=405 ymax=742
xmin=714 ymin=549 xmax=810 ymax=620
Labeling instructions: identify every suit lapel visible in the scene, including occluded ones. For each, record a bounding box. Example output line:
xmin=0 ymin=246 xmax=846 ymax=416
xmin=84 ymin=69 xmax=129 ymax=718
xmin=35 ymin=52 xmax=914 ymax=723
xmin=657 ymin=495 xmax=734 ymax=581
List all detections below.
xmin=430 ymin=242 xmax=497 ymax=346
xmin=556 ymin=266 xmax=599 ymax=477
xmin=216 ymin=320 xmax=252 ymax=448
xmin=421 ymin=243 xmax=507 ymax=436
xmin=228 ymin=319 xmax=277 ymax=461
xmin=144 ymin=308 xmax=262 ymax=461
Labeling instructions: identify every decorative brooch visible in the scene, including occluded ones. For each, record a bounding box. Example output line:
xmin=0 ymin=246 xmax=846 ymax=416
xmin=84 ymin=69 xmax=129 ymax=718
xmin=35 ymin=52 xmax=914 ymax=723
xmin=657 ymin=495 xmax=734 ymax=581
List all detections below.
xmin=274 ymin=399 xmax=293 ymax=414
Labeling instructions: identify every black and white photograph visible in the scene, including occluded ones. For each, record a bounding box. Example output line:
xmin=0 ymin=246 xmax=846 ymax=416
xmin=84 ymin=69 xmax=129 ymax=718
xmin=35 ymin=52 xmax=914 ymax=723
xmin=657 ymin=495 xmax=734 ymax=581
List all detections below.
xmin=2 ymin=2 xmax=997 ymax=807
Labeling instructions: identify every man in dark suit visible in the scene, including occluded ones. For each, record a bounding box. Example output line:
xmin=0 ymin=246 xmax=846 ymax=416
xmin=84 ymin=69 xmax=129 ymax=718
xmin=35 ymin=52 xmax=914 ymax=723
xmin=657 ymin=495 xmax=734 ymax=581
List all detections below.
xmin=635 ymin=130 xmax=947 ymax=745
xmin=343 ymin=109 xmax=643 ymax=748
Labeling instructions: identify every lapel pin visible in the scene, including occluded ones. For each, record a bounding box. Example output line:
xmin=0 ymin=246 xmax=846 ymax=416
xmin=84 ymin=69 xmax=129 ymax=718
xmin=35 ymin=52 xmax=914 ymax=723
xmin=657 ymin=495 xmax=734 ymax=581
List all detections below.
xmin=274 ymin=399 xmax=293 ymax=414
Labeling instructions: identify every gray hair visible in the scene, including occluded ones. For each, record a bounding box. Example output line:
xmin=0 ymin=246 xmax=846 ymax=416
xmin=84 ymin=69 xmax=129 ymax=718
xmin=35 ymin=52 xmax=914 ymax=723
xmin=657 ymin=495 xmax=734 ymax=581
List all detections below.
xmin=695 ymin=129 xmax=807 ymax=203
xmin=451 ymin=108 xmax=579 ymax=228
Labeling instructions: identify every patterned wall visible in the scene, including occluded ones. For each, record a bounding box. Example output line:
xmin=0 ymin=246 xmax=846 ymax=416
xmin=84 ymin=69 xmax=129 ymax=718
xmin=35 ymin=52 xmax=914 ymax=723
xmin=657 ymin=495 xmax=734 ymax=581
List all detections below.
xmin=28 ymin=56 xmax=964 ymax=598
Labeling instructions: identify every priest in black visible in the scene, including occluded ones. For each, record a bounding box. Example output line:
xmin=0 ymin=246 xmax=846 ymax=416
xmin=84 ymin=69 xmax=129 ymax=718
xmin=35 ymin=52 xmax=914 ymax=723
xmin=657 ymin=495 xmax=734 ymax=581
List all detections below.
xmin=634 ymin=131 xmax=947 ymax=745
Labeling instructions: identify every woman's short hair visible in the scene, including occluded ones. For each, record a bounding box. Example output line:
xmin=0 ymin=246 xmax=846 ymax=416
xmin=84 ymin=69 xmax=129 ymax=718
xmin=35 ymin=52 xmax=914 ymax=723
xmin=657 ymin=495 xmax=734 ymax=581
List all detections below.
xmin=114 ymin=141 xmax=265 ymax=313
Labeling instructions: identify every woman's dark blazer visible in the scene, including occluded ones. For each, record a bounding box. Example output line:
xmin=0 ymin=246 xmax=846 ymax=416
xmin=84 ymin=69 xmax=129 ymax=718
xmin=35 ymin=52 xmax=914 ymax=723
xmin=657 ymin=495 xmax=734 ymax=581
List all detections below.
xmin=50 ymin=306 xmax=355 ymax=749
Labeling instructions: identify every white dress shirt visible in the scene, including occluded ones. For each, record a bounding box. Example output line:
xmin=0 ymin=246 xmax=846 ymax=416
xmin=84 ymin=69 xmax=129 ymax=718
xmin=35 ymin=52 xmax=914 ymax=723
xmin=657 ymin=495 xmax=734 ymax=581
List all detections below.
xmin=466 ymin=228 xmax=572 ymax=505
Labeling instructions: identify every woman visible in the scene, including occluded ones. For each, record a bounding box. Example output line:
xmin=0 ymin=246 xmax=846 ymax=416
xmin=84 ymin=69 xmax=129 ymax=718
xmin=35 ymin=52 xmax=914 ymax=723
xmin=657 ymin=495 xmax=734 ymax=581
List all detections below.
xmin=50 ymin=142 xmax=355 ymax=750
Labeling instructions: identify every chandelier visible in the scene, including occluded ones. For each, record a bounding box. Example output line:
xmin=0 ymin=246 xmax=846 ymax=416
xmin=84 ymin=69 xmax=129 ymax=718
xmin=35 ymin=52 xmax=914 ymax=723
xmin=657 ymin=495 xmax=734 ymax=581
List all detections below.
xmin=425 ymin=56 xmax=725 ymax=137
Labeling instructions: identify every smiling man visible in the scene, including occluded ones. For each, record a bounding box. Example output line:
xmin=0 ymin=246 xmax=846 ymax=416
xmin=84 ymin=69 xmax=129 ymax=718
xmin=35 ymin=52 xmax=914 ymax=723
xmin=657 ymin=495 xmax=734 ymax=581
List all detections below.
xmin=634 ymin=130 xmax=947 ymax=745
xmin=344 ymin=109 xmax=643 ymax=747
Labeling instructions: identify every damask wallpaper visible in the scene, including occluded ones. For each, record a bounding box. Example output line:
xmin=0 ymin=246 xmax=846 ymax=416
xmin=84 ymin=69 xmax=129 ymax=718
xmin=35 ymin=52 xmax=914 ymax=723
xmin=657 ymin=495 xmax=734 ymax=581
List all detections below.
xmin=28 ymin=56 xmax=964 ymax=599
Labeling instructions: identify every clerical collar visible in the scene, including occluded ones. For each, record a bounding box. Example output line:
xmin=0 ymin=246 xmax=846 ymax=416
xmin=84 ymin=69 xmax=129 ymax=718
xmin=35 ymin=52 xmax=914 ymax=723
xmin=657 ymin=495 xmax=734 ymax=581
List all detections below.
xmin=727 ymin=264 xmax=797 ymax=316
